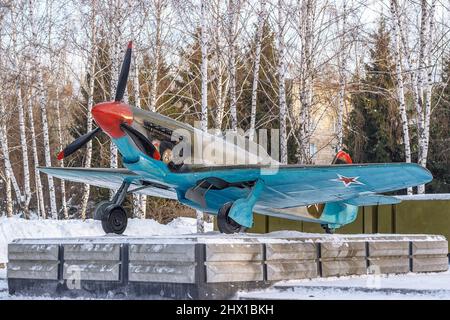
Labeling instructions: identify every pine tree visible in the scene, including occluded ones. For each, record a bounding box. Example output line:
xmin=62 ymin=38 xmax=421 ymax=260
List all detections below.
xmin=427 ymin=55 xmax=450 ymax=192
xmin=345 ymin=19 xmax=404 ymax=164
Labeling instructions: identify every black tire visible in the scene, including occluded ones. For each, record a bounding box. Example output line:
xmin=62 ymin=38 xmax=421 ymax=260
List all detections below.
xmin=93 ymin=200 xmax=113 ymax=220
xmin=217 ymin=202 xmax=246 ymax=234
xmin=101 ymin=204 xmax=128 ymax=235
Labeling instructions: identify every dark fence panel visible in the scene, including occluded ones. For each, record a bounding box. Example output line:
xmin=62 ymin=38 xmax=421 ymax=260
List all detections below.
xmin=247 ymin=196 xmax=450 ymax=250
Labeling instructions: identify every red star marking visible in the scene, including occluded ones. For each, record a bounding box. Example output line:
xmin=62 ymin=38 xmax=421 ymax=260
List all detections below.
xmin=331 ymin=174 xmax=364 ymax=187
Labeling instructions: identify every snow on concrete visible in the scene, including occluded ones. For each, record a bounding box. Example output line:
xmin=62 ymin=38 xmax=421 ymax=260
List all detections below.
xmin=238 ymin=270 xmax=450 ymax=300
xmin=0 ymin=216 xmax=212 ymax=264
xmin=395 ymin=193 xmax=450 ymax=201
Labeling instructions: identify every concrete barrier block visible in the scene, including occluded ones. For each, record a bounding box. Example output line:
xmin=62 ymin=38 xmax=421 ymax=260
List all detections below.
xmin=320 ymin=241 xmax=366 ymax=259
xmin=368 ymin=241 xmax=409 ymax=257
xmin=412 ymin=240 xmax=448 ymax=256
xmin=7 ymin=261 xmax=59 ymax=280
xmin=206 ymin=262 xmax=263 ymax=282
xmin=265 ymin=242 xmax=316 ymax=261
xmin=206 ymin=244 xmax=262 ymax=262
xmin=129 ymin=243 xmax=195 ymax=262
xmin=321 ymin=258 xmax=367 ymax=277
xmin=63 ymin=261 xmax=120 ymax=281
xmin=129 ymin=262 xmax=196 ymax=283
xmin=8 ymin=243 xmax=59 ymax=261
xmin=368 ymin=256 xmax=410 ymax=274
xmin=266 ymin=261 xmax=317 ymax=281
xmin=412 ymin=255 xmax=449 ymax=273
xmin=63 ymin=243 xmax=120 ymax=261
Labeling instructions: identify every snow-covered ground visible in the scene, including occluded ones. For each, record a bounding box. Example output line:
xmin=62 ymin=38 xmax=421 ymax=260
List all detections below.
xmin=0 ymin=216 xmax=213 ymax=264
xmin=237 ymin=270 xmax=450 ymax=300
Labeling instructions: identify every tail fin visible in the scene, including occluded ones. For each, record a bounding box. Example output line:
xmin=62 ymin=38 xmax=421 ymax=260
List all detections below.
xmin=331 ymin=150 xmax=352 ymax=164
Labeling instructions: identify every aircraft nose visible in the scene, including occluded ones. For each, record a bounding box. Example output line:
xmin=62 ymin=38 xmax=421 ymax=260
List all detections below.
xmin=92 ymin=101 xmax=133 ymax=138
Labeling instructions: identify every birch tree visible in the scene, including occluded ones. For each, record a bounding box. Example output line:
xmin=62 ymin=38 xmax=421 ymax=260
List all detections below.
xmin=390 ymin=0 xmax=412 ymax=194
xmin=248 ymin=0 xmax=266 ymax=141
xmin=297 ymin=0 xmax=315 ymax=163
xmin=277 ymin=0 xmax=288 ymax=164
xmin=336 ymin=1 xmax=348 ymax=151
xmin=10 ymin=3 xmax=32 ymax=214
xmin=80 ymin=1 xmax=98 ymax=219
xmin=29 ymin=0 xmax=58 ymax=218
xmin=227 ymin=0 xmax=238 ymax=131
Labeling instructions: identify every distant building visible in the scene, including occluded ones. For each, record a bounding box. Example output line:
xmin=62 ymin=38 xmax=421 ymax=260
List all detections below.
xmin=291 ymin=81 xmax=351 ymax=165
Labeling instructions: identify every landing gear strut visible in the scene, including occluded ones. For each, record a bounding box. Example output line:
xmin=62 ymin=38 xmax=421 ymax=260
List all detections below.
xmin=93 ymin=181 xmax=130 ymax=235
xmin=321 ymin=224 xmax=335 ymax=234
xmin=217 ymin=202 xmax=247 ymax=234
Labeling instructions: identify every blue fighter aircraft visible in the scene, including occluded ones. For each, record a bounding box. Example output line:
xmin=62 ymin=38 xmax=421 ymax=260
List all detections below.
xmin=38 ymin=42 xmax=432 ymax=235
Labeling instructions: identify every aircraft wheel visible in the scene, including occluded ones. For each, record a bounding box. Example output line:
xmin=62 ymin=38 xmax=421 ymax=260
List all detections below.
xmin=93 ymin=200 xmax=113 ymax=220
xmin=101 ymin=204 xmax=128 ymax=235
xmin=217 ymin=202 xmax=246 ymax=234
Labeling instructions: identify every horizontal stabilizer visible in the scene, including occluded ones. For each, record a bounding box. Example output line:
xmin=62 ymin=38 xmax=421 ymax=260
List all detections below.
xmin=343 ymin=194 xmax=401 ymax=206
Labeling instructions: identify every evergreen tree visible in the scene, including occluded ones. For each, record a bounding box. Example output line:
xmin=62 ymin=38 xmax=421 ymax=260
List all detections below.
xmin=345 ymin=19 xmax=404 ymax=163
xmin=427 ymin=55 xmax=450 ymax=192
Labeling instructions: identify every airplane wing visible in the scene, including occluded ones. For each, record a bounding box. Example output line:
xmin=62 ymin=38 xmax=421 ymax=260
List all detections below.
xmin=37 ymin=167 xmax=177 ymax=200
xmin=183 ymin=162 xmax=432 ymax=209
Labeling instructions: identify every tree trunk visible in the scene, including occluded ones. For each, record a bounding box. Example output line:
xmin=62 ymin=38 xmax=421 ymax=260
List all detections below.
xmin=149 ymin=0 xmax=162 ymax=112
xmin=27 ymin=89 xmax=46 ymax=218
xmin=297 ymin=0 xmax=314 ymax=163
xmin=0 ymin=97 xmax=23 ymax=214
xmin=200 ymin=0 xmax=208 ymax=132
xmin=132 ymin=49 xmax=147 ymax=219
xmin=55 ymin=92 xmax=69 ymax=219
xmin=37 ymin=68 xmax=58 ymax=218
xmin=80 ymin=6 xmax=97 ymax=219
xmin=16 ymin=81 xmax=32 ymax=213
xmin=249 ymin=0 xmax=266 ymax=141
xmin=277 ymin=0 xmax=287 ymax=164
xmin=391 ymin=0 xmax=412 ymax=195
xmin=227 ymin=0 xmax=238 ymax=131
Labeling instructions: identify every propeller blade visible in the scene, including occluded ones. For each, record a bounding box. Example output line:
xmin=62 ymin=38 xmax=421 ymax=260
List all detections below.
xmin=114 ymin=41 xmax=133 ymax=102
xmin=57 ymin=127 xmax=102 ymax=160
xmin=120 ymin=123 xmax=160 ymax=160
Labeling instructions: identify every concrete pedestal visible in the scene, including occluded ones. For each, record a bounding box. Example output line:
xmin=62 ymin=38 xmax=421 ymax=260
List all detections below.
xmin=6 ymin=233 xmax=448 ymax=299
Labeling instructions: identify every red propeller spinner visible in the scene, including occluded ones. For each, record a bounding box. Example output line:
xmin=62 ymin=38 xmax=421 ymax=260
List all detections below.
xmin=91 ymin=101 xmax=133 ymax=139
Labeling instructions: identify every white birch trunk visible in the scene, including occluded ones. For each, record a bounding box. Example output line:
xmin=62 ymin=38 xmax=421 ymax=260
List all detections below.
xmin=249 ymin=0 xmax=266 ymax=141
xmin=80 ymin=7 xmax=97 ymax=219
xmin=55 ymin=93 xmax=69 ymax=219
xmin=11 ymin=6 xmax=32 ymax=213
xmin=336 ymin=1 xmax=347 ymax=151
xmin=5 ymin=175 xmax=13 ymax=217
xmin=416 ymin=0 xmax=430 ymax=194
xmin=420 ymin=0 xmax=436 ymax=194
xmin=109 ymin=11 xmax=122 ymax=199
xmin=16 ymin=82 xmax=32 ymax=212
xmin=29 ymin=0 xmax=58 ymax=218
xmin=0 ymin=107 xmax=23 ymax=212
xmin=200 ymin=0 xmax=208 ymax=132
xmin=132 ymin=49 xmax=147 ymax=219
xmin=227 ymin=0 xmax=238 ymax=131
xmin=298 ymin=0 xmax=314 ymax=163
xmin=277 ymin=0 xmax=287 ymax=164
xmin=391 ymin=0 xmax=413 ymax=195
xmin=37 ymin=69 xmax=58 ymax=218
xmin=27 ymin=90 xmax=46 ymax=218
xmin=149 ymin=1 xmax=162 ymax=112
